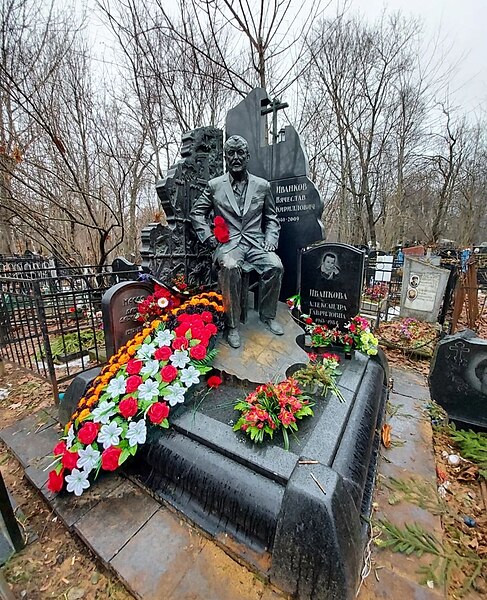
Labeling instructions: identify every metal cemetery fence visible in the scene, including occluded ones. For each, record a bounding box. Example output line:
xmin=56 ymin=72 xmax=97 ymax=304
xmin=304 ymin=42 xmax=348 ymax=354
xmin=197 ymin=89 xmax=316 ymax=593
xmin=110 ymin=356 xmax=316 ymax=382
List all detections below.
xmin=0 ymin=265 xmax=138 ymax=401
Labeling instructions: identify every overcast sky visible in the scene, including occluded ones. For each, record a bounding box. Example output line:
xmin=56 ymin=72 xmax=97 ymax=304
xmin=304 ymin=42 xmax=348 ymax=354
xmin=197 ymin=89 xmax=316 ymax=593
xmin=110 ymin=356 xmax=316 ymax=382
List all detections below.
xmin=87 ymin=0 xmax=486 ymax=115
xmin=352 ymin=0 xmax=487 ymax=114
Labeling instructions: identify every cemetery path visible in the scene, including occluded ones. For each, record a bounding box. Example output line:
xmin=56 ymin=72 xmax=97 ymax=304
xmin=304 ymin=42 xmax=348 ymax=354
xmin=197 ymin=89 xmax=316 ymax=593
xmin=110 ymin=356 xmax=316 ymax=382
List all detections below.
xmin=0 ymin=356 xmax=485 ymax=599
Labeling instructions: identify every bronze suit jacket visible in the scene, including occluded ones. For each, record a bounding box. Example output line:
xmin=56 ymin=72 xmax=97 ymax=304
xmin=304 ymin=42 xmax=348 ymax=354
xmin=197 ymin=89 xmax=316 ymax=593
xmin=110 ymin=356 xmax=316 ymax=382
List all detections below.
xmin=190 ymin=172 xmax=280 ymax=258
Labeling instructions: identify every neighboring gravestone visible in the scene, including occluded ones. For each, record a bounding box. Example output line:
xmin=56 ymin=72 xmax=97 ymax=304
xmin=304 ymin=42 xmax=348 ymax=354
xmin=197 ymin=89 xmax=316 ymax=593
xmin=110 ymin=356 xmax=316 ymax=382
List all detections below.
xmin=141 ymin=126 xmax=223 ymax=289
xmin=102 ymin=281 xmax=153 ymax=357
xmin=299 ymin=242 xmax=365 ymax=329
xmin=226 ymin=88 xmax=324 ymax=299
xmin=400 ymin=257 xmax=450 ymax=323
xmin=429 ymin=329 xmax=487 ymax=430
xmin=111 ymin=257 xmax=140 ymax=282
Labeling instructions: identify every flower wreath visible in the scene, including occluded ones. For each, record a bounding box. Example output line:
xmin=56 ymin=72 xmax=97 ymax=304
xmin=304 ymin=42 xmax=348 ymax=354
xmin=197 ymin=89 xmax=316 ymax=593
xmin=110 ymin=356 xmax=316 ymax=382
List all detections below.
xmin=48 ymin=292 xmax=224 ymax=496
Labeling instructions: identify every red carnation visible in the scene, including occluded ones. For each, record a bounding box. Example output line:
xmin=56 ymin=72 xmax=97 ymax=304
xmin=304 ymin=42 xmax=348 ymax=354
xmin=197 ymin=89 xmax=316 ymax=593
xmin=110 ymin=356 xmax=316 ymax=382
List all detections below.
xmin=190 ymin=344 xmax=207 ymax=360
xmin=77 ymin=422 xmax=100 ymax=445
xmin=148 ymin=402 xmax=170 ymax=424
xmin=172 ymin=336 xmax=188 ymax=351
xmin=161 ymin=365 xmax=178 ymax=383
xmin=214 ymin=216 xmax=225 ymax=226
xmin=126 ymin=359 xmax=143 ymax=375
xmin=305 ymin=317 xmax=313 ymax=324
xmin=214 ymin=225 xmax=230 ymax=243
xmin=201 ymin=311 xmax=213 ymax=323
xmin=101 ymin=446 xmax=122 ymax=471
xmin=207 ymin=375 xmax=223 ymax=388
xmin=154 ymin=346 xmax=172 ymax=361
xmin=53 ymin=441 xmax=67 ymax=457
xmin=126 ymin=375 xmax=142 ymax=394
xmin=47 ymin=469 xmax=65 ymax=493
xmin=119 ymin=396 xmax=138 ymax=418
xmin=61 ymin=450 xmax=79 ymax=470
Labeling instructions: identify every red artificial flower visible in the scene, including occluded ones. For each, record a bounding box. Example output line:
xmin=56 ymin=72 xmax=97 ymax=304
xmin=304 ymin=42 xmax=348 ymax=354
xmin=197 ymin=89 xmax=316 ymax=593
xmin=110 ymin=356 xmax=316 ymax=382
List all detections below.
xmin=154 ymin=346 xmax=172 ymax=361
xmin=61 ymin=450 xmax=79 ymax=470
xmin=190 ymin=344 xmax=207 ymax=360
xmin=205 ymin=323 xmax=218 ymax=336
xmin=148 ymin=402 xmax=170 ymax=424
xmin=126 ymin=375 xmax=143 ymax=394
xmin=77 ymin=422 xmax=100 ymax=445
xmin=207 ymin=375 xmax=222 ymax=388
xmin=172 ymin=336 xmax=189 ymax=351
xmin=191 ymin=326 xmax=210 ymax=345
xmin=47 ymin=469 xmax=65 ymax=493
xmin=305 ymin=317 xmax=313 ymax=325
xmin=179 ymin=283 xmax=188 ymax=290
xmin=279 ymin=409 xmax=296 ymax=426
xmin=214 ymin=216 xmax=225 ymax=226
xmin=69 ymin=307 xmax=76 ymax=313
xmin=119 ymin=396 xmax=138 ymax=418
xmin=201 ymin=311 xmax=213 ymax=323
xmin=174 ymin=323 xmax=191 ymax=337
xmin=53 ymin=441 xmax=67 ymax=456
xmin=161 ymin=365 xmax=178 ymax=383
xmin=126 ymin=359 xmax=143 ymax=375
xmin=101 ymin=446 xmax=122 ymax=471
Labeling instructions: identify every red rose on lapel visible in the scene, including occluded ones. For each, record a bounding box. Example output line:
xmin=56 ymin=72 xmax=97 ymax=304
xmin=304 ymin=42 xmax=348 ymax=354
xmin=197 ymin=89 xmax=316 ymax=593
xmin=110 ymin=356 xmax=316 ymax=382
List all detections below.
xmin=213 ymin=217 xmax=230 ymax=243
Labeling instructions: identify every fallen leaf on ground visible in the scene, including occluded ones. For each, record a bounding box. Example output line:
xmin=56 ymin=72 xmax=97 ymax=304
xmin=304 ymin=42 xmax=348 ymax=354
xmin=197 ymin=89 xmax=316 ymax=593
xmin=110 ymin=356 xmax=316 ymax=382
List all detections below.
xmin=381 ymin=424 xmax=392 ymax=448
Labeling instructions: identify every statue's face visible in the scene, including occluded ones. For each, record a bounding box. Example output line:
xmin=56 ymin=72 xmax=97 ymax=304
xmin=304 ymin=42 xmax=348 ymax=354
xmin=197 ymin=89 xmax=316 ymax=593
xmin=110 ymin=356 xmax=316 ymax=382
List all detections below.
xmin=225 ymin=140 xmax=249 ymax=176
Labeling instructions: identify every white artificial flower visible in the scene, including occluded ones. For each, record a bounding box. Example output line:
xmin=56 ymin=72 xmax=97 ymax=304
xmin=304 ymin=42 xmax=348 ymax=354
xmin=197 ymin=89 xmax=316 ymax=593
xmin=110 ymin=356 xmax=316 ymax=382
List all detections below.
xmin=65 ymin=468 xmax=91 ymax=496
xmin=126 ymin=419 xmax=147 ymax=447
xmin=166 ymin=383 xmax=186 ymax=407
xmin=141 ymin=359 xmax=159 ymax=378
xmin=136 ymin=343 xmax=156 ymax=360
xmin=106 ymin=375 xmax=126 ymax=399
xmin=138 ymin=379 xmax=160 ymax=402
xmin=97 ymin=421 xmax=123 ymax=449
xmin=65 ymin=425 xmax=75 ymax=449
xmin=154 ymin=329 xmax=174 ymax=347
xmin=91 ymin=400 xmax=117 ymax=424
xmin=180 ymin=365 xmax=200 ymax=387
xmin=77 ymin=445 xmax=101 ymax=473
xmin=170 ymin=349 xmax=190 ymax=369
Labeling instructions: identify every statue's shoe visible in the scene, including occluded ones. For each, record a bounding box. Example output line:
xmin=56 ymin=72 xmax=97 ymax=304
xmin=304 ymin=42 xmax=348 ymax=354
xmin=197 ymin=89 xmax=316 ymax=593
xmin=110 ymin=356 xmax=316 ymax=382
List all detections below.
xmin=227 ymin=328 xmax=241 ymax=348
xmin=260 ymin=318 xmax=284 ymax=336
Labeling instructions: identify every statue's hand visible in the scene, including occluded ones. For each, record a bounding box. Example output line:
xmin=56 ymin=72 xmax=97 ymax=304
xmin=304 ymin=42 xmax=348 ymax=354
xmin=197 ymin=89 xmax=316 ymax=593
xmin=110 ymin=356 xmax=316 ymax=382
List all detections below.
xmin=207 ymin=237 xmax=219 ymax=250
xmin=263 ymin=241 xmax=276 ymax=252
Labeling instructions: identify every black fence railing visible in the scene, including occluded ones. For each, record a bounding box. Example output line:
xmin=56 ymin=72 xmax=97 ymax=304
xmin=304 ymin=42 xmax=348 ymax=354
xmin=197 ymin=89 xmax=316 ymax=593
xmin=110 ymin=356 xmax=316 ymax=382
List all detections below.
xmin=0 ymin=266 xmax=140 ymax=401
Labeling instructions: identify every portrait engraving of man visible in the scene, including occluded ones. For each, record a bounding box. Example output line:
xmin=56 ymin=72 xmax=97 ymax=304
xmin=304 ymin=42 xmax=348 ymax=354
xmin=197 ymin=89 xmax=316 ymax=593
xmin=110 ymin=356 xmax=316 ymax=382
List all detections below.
xmin=190 ymin=135 xmax=284 ymax=348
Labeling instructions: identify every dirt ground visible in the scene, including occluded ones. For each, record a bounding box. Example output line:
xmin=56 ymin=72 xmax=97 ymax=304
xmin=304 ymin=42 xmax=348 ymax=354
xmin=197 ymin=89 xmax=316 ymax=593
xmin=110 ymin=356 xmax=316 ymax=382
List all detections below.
xmin=0 ymin=310 xmax=486 ymax=599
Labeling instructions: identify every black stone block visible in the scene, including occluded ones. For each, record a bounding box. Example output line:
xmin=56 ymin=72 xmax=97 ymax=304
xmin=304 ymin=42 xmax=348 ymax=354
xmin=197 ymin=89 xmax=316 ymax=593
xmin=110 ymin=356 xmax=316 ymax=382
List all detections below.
xmin=429 ymin=329 xmax=487 ymax=430
xmin=59 ymin=367 xmax=101 ymax=426
xmin=132 ymin=353 xmax=387 ymax=599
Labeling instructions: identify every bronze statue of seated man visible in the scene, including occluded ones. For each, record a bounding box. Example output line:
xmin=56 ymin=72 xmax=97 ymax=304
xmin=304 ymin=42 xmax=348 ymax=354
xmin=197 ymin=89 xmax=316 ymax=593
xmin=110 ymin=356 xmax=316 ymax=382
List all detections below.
xmin=190 ymin=135 xmax=284 ymax=348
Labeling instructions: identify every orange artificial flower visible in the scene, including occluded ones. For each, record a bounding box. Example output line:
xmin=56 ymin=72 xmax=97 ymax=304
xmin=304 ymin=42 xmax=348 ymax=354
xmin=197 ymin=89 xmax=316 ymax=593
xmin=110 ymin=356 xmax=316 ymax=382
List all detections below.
xmin=78 ymin=408 xmax=91 ymax=422
xmin=127 ymin=346 xmax=137 ymax=356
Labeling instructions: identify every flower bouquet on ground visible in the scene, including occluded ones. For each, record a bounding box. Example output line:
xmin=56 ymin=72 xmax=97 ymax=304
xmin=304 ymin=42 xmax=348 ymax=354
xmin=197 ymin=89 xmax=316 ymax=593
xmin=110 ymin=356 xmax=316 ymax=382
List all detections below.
xmin=291 ymin=353 xmax=345 ymax=401
xmin=48 ymin=292 xmax=224 ymax=496
xmin=233 ymin=379 xmax=314 ymax=450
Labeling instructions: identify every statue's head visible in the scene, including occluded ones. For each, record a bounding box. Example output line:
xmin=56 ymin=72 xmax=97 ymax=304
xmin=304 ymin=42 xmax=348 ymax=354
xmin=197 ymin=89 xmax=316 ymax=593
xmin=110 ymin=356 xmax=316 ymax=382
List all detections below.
xmin=224 ymin=135 xmax=249 ymax=177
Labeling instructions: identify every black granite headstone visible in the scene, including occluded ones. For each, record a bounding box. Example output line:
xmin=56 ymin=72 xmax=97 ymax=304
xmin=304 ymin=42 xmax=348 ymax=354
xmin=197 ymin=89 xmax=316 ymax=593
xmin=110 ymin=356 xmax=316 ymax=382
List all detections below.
xmin=111 ymin=257 xmax=140 ymax=282
xmin=102 ymin=281 xmax=154 ymax=358
xmin=226 ymin=88 xmax=324 ymax=299
xmin=429 ymin=329 xmax=487 ymax=431
xmin=299 ymin=242 xmax=365 ymax=329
